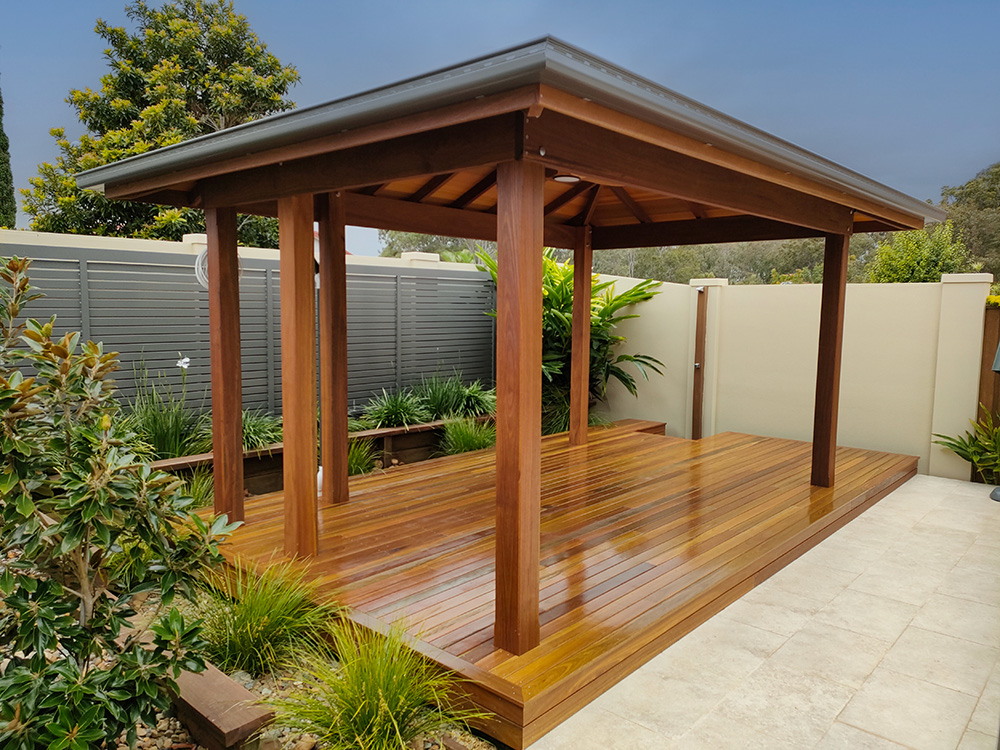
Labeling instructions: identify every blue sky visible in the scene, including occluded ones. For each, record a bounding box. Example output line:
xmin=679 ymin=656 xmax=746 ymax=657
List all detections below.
xmin=1 ymin=0 xmax=998 ymax=255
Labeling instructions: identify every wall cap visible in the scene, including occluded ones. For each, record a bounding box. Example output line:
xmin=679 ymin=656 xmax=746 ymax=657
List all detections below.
xmin=941 ymin=273 xmax=993 ymax=284
xmin=689 ymin=278 xmax=729 ymax=288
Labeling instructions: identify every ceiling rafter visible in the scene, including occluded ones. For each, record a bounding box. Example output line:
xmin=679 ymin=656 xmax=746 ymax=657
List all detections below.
xmin=685 ymin=201 xmax=710 ymax=219
xmin=450 ymin=170 xmax=498 ymax=209
xmin=407 ymin=172 xmax=456 ymax=203
xmin=544 ymin=181 xmax=592 ymax=216
xmin=610 ymin=186 xmax=653 ymax=224
xmin=569 ymin=185 xmax=602 ymax=226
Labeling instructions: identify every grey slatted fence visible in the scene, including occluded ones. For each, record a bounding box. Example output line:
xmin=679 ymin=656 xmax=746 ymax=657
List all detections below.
xmin=5 ymin=241 xmax=496 ymax=414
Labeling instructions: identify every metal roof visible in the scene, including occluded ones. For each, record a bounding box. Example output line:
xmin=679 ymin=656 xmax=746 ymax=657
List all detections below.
xmin=76 ymin=36 xmax=945 ymax=223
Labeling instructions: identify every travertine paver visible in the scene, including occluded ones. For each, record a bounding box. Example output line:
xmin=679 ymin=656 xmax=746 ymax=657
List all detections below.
xmin=530 ymin=475 xmax=1000 ymax=749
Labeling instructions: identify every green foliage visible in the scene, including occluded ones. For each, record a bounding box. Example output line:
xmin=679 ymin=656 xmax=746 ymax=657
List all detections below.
xmin=270 ymin=619 xmax=485 ymax=749
xmin=438 ymin=418 xmax=496 ymax=455
xmin=190 ymin=408 xmax=283 ymax=455
xmin=413 ymin=374 xmax=468 ymax=420
xmin=586 ymin=235 xmax=880 ymax=285
xmin=0 ymin=256 xmax=237 ymax=749
xmin=124 ymin=364 xmax=202 ymax=459
xmin=866 ymin=221 xmax=979 ymax=283
xmin=184 ymin=466 xmax=215 ymax=507
xmin=363 ymin=389 xmax=431 ymax=429
xmin=479 ymin=250 xmax=662 ymax=431
xmin=461 ymin=380 xmax=496 ymax=416
xmin=0 ymin=83 xmax=14 ymax=229
xmin=347 ymin=438 xmax=378 ymax=476
xmin=378 ymin=231 xmax=492 ymax=259
xmin=200 ymin=558 xmax=338 ymax=677
xmin=347 ymin=416 xmax=372 ymax=433
xmin=934 ymin=408 xmax=1000 ymax=484
xmin=540 ymin=390 xmax=611 ymax=436
xmin=942 ymin=162 xmax=1000 ymax=277
xmin=21 ymin=0 xmax=298 ymax=245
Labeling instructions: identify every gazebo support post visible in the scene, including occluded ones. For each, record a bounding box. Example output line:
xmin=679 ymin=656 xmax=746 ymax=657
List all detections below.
xmin=317 ymin=192 xmax=350 ymax=505
xmin=279 ymin=194 xmax=319 ymax=556
xmin=569 ymin=226 xmax=593 ymax=445
xmin=206 ymin=207 xmax=244 ymax=522
xmin=811 ymin=231 xmax=851 ymax=487
xmin=494 ymin=159 xmax=544 ymax=655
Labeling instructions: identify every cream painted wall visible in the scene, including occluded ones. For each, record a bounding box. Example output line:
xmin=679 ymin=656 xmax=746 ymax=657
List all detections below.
xmin=602 ymin=272 xmax=991 ymax=478
xmin=598 ymin=277 xmax=695 ymax=437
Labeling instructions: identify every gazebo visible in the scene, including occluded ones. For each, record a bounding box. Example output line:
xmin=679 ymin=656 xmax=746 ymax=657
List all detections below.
xmin=78 ymin=38 xmax=942 ymax=746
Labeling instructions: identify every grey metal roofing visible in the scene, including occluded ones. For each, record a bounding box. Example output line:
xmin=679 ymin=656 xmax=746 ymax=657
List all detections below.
xmin=76 ymin=36 xmax=945 ymax=223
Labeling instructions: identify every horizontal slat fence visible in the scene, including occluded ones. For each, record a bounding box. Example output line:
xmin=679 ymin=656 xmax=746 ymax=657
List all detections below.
xmin=6 ymin=242 xmax=495 ymax=414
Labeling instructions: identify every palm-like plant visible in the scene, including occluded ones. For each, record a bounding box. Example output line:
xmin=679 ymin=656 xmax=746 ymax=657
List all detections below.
xmin=934 ymin=406 xmax=1000 ymax=483
xmin=478 ymin=250 xmax=662 ymax=430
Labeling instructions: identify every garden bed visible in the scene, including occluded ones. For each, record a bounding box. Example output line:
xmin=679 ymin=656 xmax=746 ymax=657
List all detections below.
xmin=150 ymin=417 xmax=492 ymax=496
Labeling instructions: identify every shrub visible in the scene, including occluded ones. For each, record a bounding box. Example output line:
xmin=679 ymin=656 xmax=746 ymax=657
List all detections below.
xmin=934 ymin=407 xmax=1000 ymax=483
xmin=185 ymin=466 xmax=215 ymax=507
xmin=348 ymin=438 xmax=378 ymax=476
xmin=413 ymin=374 xmax=468 ymax=419
xmin=0 ymin=256 xmax=236 ymax=748
xmin=363 ymin=388 xmax=431 ymax=428
xmin=190 ymin=408 xmax=283 ymax=455
xmin=200 ymin=557 xmax=338 ymax=677
xmin=125 ymin=363 xmax=202 ymax=459
xmin=540 ymin=390 xmax=611 ymax=436
xmin=270 ymin=619 xmax=485 ymax=749
xmin=439 ymin=418 xmax=496 ymax=455
xmin=347 ymin=416 xmax=371 ymax=433
xmin=461 ymin=380 xmax=496 ymax=416
xmin=478 ymin=250 xmax=662 ymax=427
xmin=866 ymin=221 xmax=979 ymax=283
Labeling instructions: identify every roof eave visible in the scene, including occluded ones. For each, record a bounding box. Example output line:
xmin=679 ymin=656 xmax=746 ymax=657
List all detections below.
xmin=76 ymin=36 xmax=946 ymax=225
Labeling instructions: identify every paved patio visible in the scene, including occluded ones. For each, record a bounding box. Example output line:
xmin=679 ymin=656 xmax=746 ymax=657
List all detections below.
xmin=530 ymin=474 xmax=1000 ymax=750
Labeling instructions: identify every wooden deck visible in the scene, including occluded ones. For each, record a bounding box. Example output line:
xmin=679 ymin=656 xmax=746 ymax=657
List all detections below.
xmin=218 ymin=421 xmax=917 ymax=748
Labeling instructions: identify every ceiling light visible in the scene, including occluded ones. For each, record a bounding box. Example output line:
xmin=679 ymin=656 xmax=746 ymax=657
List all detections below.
xmin=552 ymin=174 xmax=581 ymax=183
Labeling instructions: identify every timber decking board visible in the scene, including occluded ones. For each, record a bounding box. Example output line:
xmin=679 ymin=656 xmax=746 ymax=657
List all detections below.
xmin=211 ymin=425 xmax=916 ymax=748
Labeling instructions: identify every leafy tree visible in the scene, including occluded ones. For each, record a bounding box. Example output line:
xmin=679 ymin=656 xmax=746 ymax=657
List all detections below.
xmin=865 ymin=221 xmax=979 ymax=283
xmin=21 ymin=0 xmax=299 ymax=246
xmin=478 ymin=250 xmax=662 ymax=433
xmin=379 ymin=230 xmax=494 ymax=259
xmin=942 ymin=163 xmax=1000 ymax=276
xmin=0 ymin=82 xmax=14 ymax=228
xmin=0 ymin=256 xmax=237 ymax=748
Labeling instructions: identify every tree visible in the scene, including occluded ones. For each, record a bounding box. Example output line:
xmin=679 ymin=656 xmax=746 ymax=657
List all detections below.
xmin=21 ymin=0 xmax=299 ymax=246
xmin=0 ymin=81 xmax=14 ymax=228
xmin=942 ymin=162 xmax=1000 ymax=276
xmin=0 ymin=256 xmax=236 ymax=747
xmin=379 ymin=230 xmax=493 ymax=259
xmin=865 ymin=221 xmax=979 ymax=283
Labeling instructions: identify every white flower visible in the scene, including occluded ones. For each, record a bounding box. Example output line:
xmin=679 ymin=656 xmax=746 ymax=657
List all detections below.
xmin=177 ymin=356 xmax=191 ymax=370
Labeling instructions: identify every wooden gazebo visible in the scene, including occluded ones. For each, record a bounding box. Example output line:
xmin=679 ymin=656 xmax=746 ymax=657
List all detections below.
xmin=79 ymin=38 xmax=941 ymax=745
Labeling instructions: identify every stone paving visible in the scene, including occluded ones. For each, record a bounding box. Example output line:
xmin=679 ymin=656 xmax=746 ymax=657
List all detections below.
xmin=530 ymin=475 xmax=1000 ymax=750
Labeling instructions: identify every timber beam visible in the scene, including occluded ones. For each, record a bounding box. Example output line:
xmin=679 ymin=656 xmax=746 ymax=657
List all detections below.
xmin=523 ymin=111 xmax=855 ymax=235
xmin=198 ymin=115 xmax=521 ymax=209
